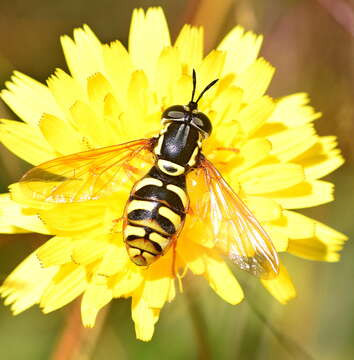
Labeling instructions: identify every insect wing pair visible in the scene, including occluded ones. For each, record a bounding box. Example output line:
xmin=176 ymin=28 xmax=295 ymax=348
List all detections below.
xmin=17 ymin=137 xmax=279 ymax=279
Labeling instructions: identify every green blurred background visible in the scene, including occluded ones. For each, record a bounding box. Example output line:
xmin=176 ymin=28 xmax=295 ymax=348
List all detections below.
xmin=0 ymin=0 xmax=353 ymax=359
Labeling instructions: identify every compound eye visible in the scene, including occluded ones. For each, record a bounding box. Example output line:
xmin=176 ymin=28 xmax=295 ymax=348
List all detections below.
xmin=162 ymin=105 xmax=186 ymax=120
xmin=191 ymin=112 xmax=212 ymax=137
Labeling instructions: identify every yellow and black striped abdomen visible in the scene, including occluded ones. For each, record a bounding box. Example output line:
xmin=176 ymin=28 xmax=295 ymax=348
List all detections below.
xmin=123 ymin=167 xmax=189 ymax=266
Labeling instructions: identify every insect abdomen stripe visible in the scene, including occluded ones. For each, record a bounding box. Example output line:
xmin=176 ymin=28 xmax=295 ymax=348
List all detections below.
xmin=124 ymin=168 xmax=188 ymax=266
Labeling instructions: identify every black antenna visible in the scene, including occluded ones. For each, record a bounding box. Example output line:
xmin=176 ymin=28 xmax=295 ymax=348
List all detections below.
xmin=190 ymin=69 xmax=197 ymax=103
xmin=188 ymin=69 xmax=218 ymax=111
xmin=195 ymin=78 xmax=219 ymax=104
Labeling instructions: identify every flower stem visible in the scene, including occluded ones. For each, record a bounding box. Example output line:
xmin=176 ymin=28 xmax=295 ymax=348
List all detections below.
xmin=184 ymin=280 xmax=212 ymax=360
xmin=51 ymin=300 xmax=110 ymax=360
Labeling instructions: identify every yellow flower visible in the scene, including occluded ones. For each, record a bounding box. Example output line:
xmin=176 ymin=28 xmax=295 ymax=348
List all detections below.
xmin=0 ymin=7 xmax=347 ymax=341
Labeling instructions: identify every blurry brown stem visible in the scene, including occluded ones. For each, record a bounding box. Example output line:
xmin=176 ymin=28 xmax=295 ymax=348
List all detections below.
xmin=182 ymin=0 xmax=234 ymax=51
xmin=51 ymin=300 xmax=110 ymax=360
xmin=316 ymin=0 xmax=354 ymax=36
xmin=184 ymin=281 xmax=211 ymax=360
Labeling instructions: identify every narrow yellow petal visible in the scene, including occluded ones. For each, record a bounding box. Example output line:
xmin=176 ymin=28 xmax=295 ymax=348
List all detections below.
xmin=0 ymin=193 xmax=50 ymax=234
xmin=40 ymin=263 xmax=87 ymax=313
xmin=288 ymin=219 xmax=348 ymax=262
xmin=72 ymin=238 xmax=108 ymax=266
xmin=218 ymin=26 xmax=263 ymax=75
xmin=177 ymin=240 xmax=206 ymax=275
xmin=237 ymin=96 xmax=275 ymax=136
xmin=81 ymin=278 xmax=112 ymax=327
xmin=0 ymin=253 xmax=58 ymax=315
xmin=244 ymin=196 xmax=282 ymax=222
xmin=268 ymin=93 xmax=321 ymax=126
xmin=263 ymin=224 xmax=288 ymax=252
xmin=297 ymin=136 xmax=345 ymax=180
xmin=197 ymin=50 xmax=225 ymax=93
xmin=39 ymin=113 xmax=85 ymax=155
xmin=204 ymin=253 xmax=244 ymax=305
xmin=131 ymin=292 xmax=160 ymax=342
xmin=129 ymin=7 xmax=170 ymax=81
xmin=155 ymin=47 xmax=182 ymax=105
xmin=0 ymin=119 xmax=58 ymax=165
xmin=261 ymin=264 xmax=296 ymax=304
xmin=95 ymin=244 xmax=128 ymax=277
xmin=70 ymin=100 xmax=110 ymax=147
xmin=103 ymin=41 xmax=133 ymax=101
xmin=175 ymin=25 xmax=204 ymax=72
xmin=265 ymin=180 xmax=334 ymax=209
xmin=240 ymin=163 xmax=304 ymax=194
xmin=36 ymin=236 xmax=73 ymax=267
xmin=112 ymin=266 xmax=144 ymax=298
xmin=61 ymin=25 xmax=104 ymax=86
xmin=232 ymin=138 xmax=272 ymax=174
xmin=235 ymin=58 xmax=274 ymax=103
xmin=1 ymin=71 xmax=63 ymax=126
xmin=271 ymin=210 xmax=316 ymax=239
xmin=269 ymin=125 xmax=318 ymax=162
xmin=141 ymin=256 xmax=175 ymax=309
xmin=47 ymin=68 xmax=86 ymax=114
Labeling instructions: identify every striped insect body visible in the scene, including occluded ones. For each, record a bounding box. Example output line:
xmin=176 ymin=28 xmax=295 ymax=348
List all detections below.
xmin=17 ymin=70 xmax=280 ymax=279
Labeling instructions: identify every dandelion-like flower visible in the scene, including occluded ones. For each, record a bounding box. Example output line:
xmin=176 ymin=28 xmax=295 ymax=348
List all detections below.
xmin=0 ymin=7 xmax=347 ymax=341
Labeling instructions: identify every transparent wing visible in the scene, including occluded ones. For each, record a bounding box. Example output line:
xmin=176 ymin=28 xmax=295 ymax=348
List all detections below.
xmin=17 ymin=138 xmax=154 ymax=203
xmin=193 ymin=156 xmax=279 ymax=279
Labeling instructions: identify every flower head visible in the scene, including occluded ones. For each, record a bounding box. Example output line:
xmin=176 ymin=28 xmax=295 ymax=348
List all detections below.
xmin=0 ymin=7 xmax=347 ymax=341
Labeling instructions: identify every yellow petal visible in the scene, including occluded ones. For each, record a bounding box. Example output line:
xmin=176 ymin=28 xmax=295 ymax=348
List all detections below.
xmin=102 ymin=41 xmax=133 ymax=101
xmin=61 ymin=25 xmax=104 ymax=86
xmin=265 ymin=180 xmax=334 ymax=209
xmin=39 ymin=113 xmax=85 ymax=155
xmin=112 ymin=266 xmax=144 ymax=298
xmin=81 ymin=277 xmax=112 ymax=327
xmin=129 ymin=7 xmax=170 ymax=81
xmin=0 ymin=193 xmax=50 ymax=234
xmin=243 ymin=196 xmax=282 ymax=222
xmin=175 ymin=25 xmax=204 ymax=72
xmin=269 ymin=125 xmax=318 ymax=162
xmin=297 ymin=136 xmax=344 ymax=180
xmin=197 ymin=50 xmax=225 ymax=94
xmin=1 ymin=71 xmax=63 ymax=126
xmin=155 ymin=47 xmax=182 ymax=106
xmin=232 ymin=138 xmax=272 ymax=174
xmin=69 ymin=100 xmax=110 ymax=147
xmin=271 ymin=210 xmax=316 ymax=239
xmin=288 ymin=219 xmax=348 ymax=262
xmin=218 ymin=26 xmax=263 ymax=75
xmin=141 ymin=256 xmax=175 ymax=309
xmin=177 ymin=240 xmax=206 ymax=275
xmin=36 ymin=236 xmax=73 ymax=267
xmin=263 ymin=224 xmax=288 ymax=252
xmin=72 ymin=238 xmax=108 ymax=266
xmin=40 ymin=263 xmax=87 ymax=313
xmin=95 ymin=243 xmax=128 ymax=277
xmin=239 ymin=163 xmax=304 ymax=194
xmin=132 ymin=291 xmax=160 ymax=342
xmin=235 ymin=58 xmax=274 ymax=104
xmin=0 ymin=253 xmax=58 ymax=315
xmin=47 ymin=69 xmax=86 ymax=114
xmin=261 ymin=263 xmax=296 ymax=304
xmin=204 ymin=253 xmax=244 ymax=305
xmin=237 ymin=96 xmax=275 ymax=136
xmin=0 ymin=119 xmax=58 ymax=165
xmin=268 ymin=93 xmax=321 ymax=126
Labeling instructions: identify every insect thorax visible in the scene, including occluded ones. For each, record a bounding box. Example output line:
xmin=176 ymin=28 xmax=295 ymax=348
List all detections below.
xmin=153 ymin=122 xmax=202 ymax=176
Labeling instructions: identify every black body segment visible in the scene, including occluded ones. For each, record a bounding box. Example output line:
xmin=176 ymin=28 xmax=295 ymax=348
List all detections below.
xmin=123 ymin=82 xmax=216 ymax=266
xmin=123 ymin=165 xmax=189 ymax=266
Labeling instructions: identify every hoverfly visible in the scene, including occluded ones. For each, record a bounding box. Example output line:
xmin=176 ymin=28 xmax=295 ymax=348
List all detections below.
xmin=16 ymin=70 xmax=279 ymax=279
